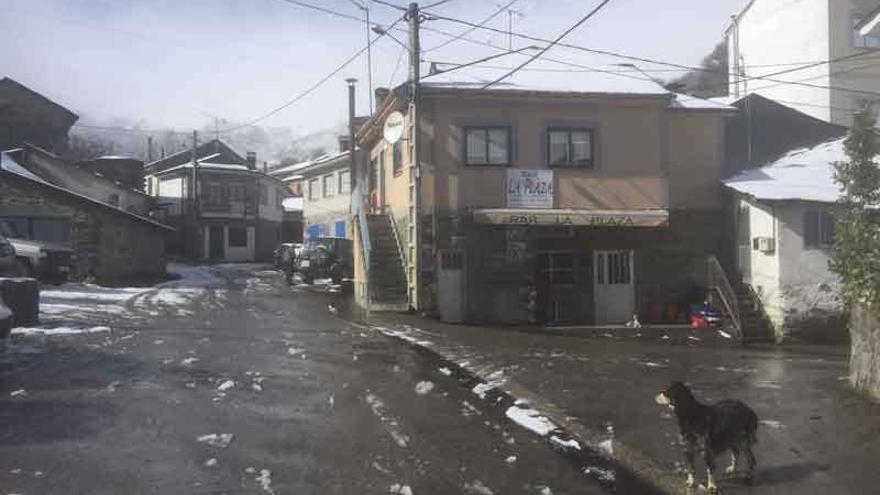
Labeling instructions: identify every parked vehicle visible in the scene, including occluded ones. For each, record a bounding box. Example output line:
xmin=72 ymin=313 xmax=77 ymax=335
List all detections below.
xmin=0 ymin=220 xmax=73 ymax=283
xmin=295 ymin=237 xmax=352 ymax=285
xmin=0 ymin=233 xmax=16 ymax=277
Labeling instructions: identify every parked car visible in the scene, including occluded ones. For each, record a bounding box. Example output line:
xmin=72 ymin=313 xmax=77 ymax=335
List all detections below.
xmin=0 ymin=220 xmax=73 ymax=283
xmin=0 ymin=233 xmax=16 ymax=277
xmin=295 ymin=237 xmax=353 ymax=284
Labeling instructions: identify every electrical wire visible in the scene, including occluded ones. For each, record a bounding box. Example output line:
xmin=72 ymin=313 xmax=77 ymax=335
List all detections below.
xmin=217 ymin=16 xmax=405 ymax=135
xmin=422 ymin=0 xmax=518 ymax=53
xmin=424 ymin=8 xmax=880 ymax=97
xmin=482 ymin=0 xmax=614 ymax=88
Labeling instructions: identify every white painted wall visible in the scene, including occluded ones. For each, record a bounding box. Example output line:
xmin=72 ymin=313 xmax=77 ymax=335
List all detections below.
xmin=158 ymin=177 xmax=185 ymax=215
xmin=303 ymin=168 xmax=351 ymax=238
xmin=259 ymin=179 xmax=284 ymax=223
xmin=737 ymin=198 xmax=784 ymax=329
xmin=828 ymin=0 xmax=880 ymax=126
xmin=777 ymin=202 xmax=843 ymax=326
xmin=201 ymin=224 xmax=255 ymax=262
xmin=729 ymin=0 xmax=832 ymax=122
xmin=224 ymin=226 xmax=255 ymax=262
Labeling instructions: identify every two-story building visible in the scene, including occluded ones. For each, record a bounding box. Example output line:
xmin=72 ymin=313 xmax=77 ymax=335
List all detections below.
xmin=728 ymin=0 xmax=880 ymax=127
xmin=299 ymin=148 xmax=353 ymax=241
xmin=353 ymin=71 xmax=735 ymax=324
xmin=145 ymin=139 xmax=284 ymax=262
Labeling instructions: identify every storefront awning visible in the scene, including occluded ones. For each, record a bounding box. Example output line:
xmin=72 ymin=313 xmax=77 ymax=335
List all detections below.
xmin=472 ymin=208 xmax=669 ymax=227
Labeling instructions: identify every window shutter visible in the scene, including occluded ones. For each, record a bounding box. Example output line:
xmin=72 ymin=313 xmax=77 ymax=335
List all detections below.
xmin=804 ymin=210 xmax=819 ymax=247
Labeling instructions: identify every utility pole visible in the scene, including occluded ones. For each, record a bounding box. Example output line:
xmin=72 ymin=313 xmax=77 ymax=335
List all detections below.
xmin=346 ymin=78 xmax=358 ymax=189
xmin=407 ymin=2 xmax=422 ymax=311
xmin=190 ymin=130 xmax=200 ymax=258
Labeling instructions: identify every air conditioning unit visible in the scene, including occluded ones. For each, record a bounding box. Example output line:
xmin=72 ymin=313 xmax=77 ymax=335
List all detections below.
xmin=752 ymin=236 xmax=775 ymax=253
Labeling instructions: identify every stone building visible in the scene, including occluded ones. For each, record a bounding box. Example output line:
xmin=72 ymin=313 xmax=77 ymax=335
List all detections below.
xmin=0 ymin=152 xmax=171 ymax=282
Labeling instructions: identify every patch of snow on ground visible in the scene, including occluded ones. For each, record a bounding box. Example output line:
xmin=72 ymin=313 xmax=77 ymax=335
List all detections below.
xmin=217 ymin=380 xmax=235 ymax=392
xmin=181 ymin=357 xmax=199 ymax=366
xmin=438 ymin=367 xmax=452 ymax=376
xmin=760 ymin=420 xmax=784 ymax=428
xmin=389 ymin=484 xmax=413 ymax=495
xmin=539 ymin=487 xmax=553 ymax=495
xmin=12 ymin=326 xmax=110 ymax=336
xmin=718 ymin=330 xmax=733 ymax=339
xmin=472 ymin=382 xmax=495 ymax=399
xmin=505 ymin=455 xmax=517 ymax=464
xmin=9 ymin=389 xmax=26 ymax=397
xmin=464 ymin=480 xmax=494 ymax=495
xmin=642 ymin=361 xmax=665 ymax=368
xmin=365 ymin=393 xmax=410 ymax=448
xmin=197 ymin=433 xmax=234 ymax=448
xmin=549 ymin=435 xmax=581 ymax=451
xmin=415 ymin=381 xmax=434 ymax=395
xmin=598 ymin=439 xmax=614 ymax=456
xmin=204 ymin=458 xmax=218 ymax=467
xmin=256 ymin=469 xmax=275 ymax=494
xmin=505 ymin=406 xmax=557 ymax=436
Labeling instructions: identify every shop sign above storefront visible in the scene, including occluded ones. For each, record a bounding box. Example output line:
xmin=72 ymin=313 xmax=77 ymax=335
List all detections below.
xmin=473 ymin=208 xmax=669 ymax=227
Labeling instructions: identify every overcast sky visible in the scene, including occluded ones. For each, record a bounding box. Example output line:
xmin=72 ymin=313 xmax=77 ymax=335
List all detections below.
xmin=1 ymin=0 xmax=747 ymax=136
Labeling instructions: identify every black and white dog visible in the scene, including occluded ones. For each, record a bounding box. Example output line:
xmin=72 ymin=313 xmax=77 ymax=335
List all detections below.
xmin=655 ymin=381 xmax=758 ymax=493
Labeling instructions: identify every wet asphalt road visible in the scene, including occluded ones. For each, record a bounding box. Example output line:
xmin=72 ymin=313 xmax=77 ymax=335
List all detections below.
xmin=0 ymin=266 xmax=606 ymax=495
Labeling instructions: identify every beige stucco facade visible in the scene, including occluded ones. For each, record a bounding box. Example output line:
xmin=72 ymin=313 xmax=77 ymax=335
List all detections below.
xmin=356 ymin=87 xmax=732 ymax=323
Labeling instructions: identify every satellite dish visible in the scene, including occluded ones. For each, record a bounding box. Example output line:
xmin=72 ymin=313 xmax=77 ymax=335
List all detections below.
xmin=383 ymin=111 xmax=405 ymax=144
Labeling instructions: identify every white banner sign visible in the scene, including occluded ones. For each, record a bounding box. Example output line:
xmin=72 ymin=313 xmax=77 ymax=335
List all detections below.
xmin=507 ymin=169 xmax=553 ymax=209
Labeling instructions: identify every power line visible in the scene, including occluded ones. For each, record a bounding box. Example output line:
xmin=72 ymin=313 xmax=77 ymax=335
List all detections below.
xmin=424 ymin=9 xmax=880 ymax=97
xmin=423 ymin=0 xmax=518 ymax=53
xmin=274 ymin=0 xmax=364 ymax=22
xmin=388 ymin=44 xmax=408 ymax=87
xmin=371 ymin=0 xmax=408 ymax=11
xmin=482 ymin=0 xmax=614 ymax=88
xmin=218 ymin=16 xmax=405 ymax=134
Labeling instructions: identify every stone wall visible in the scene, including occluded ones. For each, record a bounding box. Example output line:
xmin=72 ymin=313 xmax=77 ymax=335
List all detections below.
xmin=849 ymin=304 xmax=880 ymax=400
xmin=0 ymin=174 xmax=167 ymax=283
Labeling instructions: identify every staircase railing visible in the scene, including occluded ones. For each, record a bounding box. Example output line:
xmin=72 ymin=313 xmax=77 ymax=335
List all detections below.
xmin=705 ymin=255 xmax=742 ymax=340
xmin=387 ymin=211 xmax=407 ymax=281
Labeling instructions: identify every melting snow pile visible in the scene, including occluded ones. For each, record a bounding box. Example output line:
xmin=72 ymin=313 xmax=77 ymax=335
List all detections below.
xmin=505 ymin=406 xmax=557 ymax=436
xmin=389 ymin=484 xmax=413 ymax=495
xmin=197 ymin=433 xmax=234 ymax=448
xmin=415 ymin=381 xmax=434 ymax=395
xmin=12 ymin=326 xmax=110 ymax=336
xmin=38 ymin=263 xmax=225 ymax=325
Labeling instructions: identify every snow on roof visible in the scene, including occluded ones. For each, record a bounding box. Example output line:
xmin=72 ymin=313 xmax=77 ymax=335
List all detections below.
xmin=281 ymin=174 xmax=304 ymax=182
xmin=157 ymin=160 xmax=250 ymax=174
xmin=1 ymin=152 xmax=46 ymax=182
xmin=94 ymin=155 xmax=139 ymax=161
xmin=670 ymin=93 xmax=736 ymax=111
xmin=421 ymin=64 xmax=672 ymax=96
xmin=282 ymin=197 xmax=304 ymax=212
xmin=419 ymin=65 xmax=730 ymax=112
xmin=269 ymin=159 xmax=313 ymax=176
xmin=724 ymin=137 xmax=847 ymax=203
xmin=0 ymin=152 xmax=173 ymax=230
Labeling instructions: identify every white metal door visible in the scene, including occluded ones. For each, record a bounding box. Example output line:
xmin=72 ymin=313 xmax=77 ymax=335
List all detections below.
xmin=594 ymin=250 xmax=635 ymax=324
xmin=438 ymin=250 xmax=464 ymax=323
